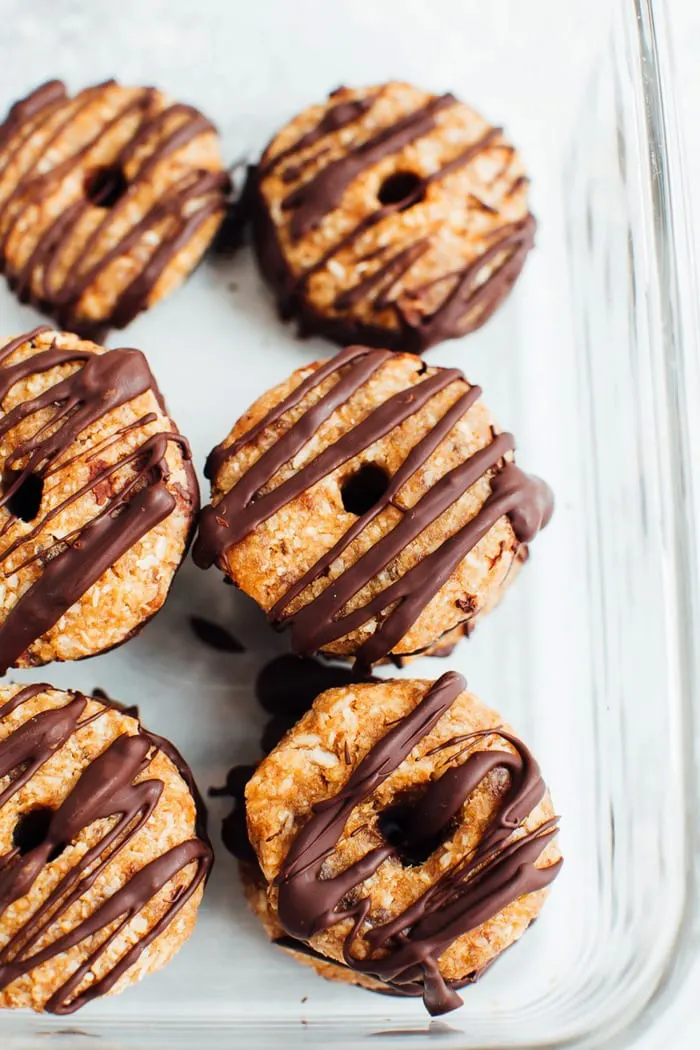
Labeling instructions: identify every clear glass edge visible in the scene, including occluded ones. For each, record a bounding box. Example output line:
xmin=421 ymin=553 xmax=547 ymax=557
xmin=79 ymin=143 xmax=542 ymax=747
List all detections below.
xmin=608 ymin=2 xmax=700 ymax=1044
xmin=561 ymin=1 xmax=700 ymax=1047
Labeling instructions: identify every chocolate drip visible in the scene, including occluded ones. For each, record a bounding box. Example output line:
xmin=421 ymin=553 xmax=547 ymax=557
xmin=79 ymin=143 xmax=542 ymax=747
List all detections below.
xmin=0 ymin=347 xmax=155 ymax=473
xmin=253 ymin=87 xmax=533 ymax=350
xmin=0 ymin=685 xmax=212 ymax=1013
xmin=0 ymin=330 xmax=198 ymax=674
xmin=194 ymin=346 xmax=552 ymax=669
xmin=270 ymin=933 xmax=487 ymax=999
xmin=0 ymin=343 xmax=91 ymax=403
xmin=0 ymin=482 xmax=175 ymax=673
xmin=200 ymin=357 xmax=463 ymax=553
xmin=275 ymin=672 xmax=561 ymax=1015
xmin=203 ymin=343 xmax=385 ymax=481
xmin=0 ymin=81 xmax=229 ymax=333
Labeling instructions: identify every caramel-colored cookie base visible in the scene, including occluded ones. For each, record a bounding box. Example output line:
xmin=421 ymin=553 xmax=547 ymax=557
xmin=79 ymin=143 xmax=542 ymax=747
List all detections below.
xmin=246 ymin=677 xmax=560 ymax=993
xmin=0 ymin=684 xmax=208 ymax=1012
xmin=240 ymin=860 xmax=392 ymax=995
xmin=254 ymin=82 xmax=534 ymax=352
xmin=0 ymin=80 xmax=227 ymax=333
xmin=207 ymin=351 xmax=523 ymax=663
xmin=0 ymin=329 xmax=198 ymax=670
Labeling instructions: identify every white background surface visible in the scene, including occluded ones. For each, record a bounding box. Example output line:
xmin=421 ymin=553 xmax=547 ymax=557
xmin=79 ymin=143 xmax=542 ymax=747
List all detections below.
xmin=0 ymin=1 xmax=697 ymax=1047
xmin=669 ymin=4 xmax=700 ymax=220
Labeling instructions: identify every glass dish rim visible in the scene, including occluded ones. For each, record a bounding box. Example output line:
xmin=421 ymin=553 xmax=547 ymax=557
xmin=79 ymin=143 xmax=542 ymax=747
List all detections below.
xmin=566 ymin=2 xmax=700 ymax=1046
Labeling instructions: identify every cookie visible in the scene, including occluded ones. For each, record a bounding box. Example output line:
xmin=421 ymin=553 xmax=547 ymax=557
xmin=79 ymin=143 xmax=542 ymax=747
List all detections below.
xmin=0 ymin=682 xmax=212 ymax=1013
xmin=252 ymin=82 xmax=534 ymax=352
xmin=0 ymin=79 xmax=229 ymax=337
xmin=240 ymin=858 xmax=394 ymax=995
xmin=194 ymin=346 xmax=552 ymax=671
xmin=244 ymin=672 xmax=561 ymax=1015
xmin=0 ymin=327 xmax=198 ymax=674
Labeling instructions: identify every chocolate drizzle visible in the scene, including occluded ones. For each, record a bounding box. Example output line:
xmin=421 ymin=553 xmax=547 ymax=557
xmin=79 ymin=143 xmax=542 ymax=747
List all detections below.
xmin=0 ymin=685 xmax=212 ymax=1013
xmin=259 ymin=92 xmax=379 ymax=185
xmin=274 ymin=672 xmax=561 ymax=1015
xmin=194 ymin=346 xmax=552 ymax=671
xmin=269 ymin=933 xmax=487 ymax=1000
xmin=0 ymin=80 xmax=229 ymax=334
xmin=280 ymin=94 xmax=455 ymax=242
xmin=252 ymin=87 xmax=535 ymax=351
xmin=0 ymin=328 xmax=198 ymax=675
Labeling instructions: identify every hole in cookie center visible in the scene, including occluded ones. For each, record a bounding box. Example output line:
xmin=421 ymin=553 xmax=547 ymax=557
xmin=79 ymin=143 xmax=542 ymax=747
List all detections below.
xmin=340 ymin=464 xmax=389 ymax=516
xmin=84 ymin=164 xmax=128 ymax=208
xmin=13 ymin=807 xmax=65 ymax=860
xmin=377 ymin=171 xmax=424 ymax=211
xmin=2 ymin=469 xmax=44 ymax=522
xmin=378 ymin=799 xmax=450 ymax=867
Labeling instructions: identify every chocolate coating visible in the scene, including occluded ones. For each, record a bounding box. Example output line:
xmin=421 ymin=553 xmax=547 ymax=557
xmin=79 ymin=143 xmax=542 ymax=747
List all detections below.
xmin=252 ymin=85 xmax=535 ymax=352
xmin=0 ymin=328 xmax=198 ymax=675
xmin=0 ymin=685 xmax=212 ymax=1013
xmin=0 ymin=80 xmax=229 ymax=336
xmin=274 ymin=672 xmax=561 ymax=1015
xmin=194 ymin=345 xmax=552 ymax=672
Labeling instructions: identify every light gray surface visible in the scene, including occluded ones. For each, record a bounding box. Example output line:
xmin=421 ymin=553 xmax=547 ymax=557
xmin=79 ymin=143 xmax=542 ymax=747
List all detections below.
xmin=0 ymin=1 xmax=698 ymax=1047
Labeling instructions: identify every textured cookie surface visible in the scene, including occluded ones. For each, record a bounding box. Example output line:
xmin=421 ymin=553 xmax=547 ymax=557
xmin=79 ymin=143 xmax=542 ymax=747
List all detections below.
xmin=0 ymin=683 xmax=212 ymax=1013
xmin=195 ymin=345 xmax=552 ymax=670
xmin=240 ymin=859 xmax=394 ymax=995
xmin=0 ymin=79 xmax=228 ymax=335
xmin=253 ymin=82 xmax=534 ymax=352
xmin=0 ymin=327 xmax=198 ymax=673
xmin=245 ymin=672 xmax=561 ymax=1014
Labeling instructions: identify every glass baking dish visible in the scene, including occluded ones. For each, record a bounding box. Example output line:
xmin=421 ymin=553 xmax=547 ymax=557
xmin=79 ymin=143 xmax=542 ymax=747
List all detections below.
xmin=1 ymin=0 xmax=699 ymax=1046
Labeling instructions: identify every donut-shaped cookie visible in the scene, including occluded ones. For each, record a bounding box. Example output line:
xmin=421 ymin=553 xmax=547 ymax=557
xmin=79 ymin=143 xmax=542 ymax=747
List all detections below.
xmin=0 ymin=327 xmax=198 ymax=674
xmin=194 ymin=346 xmax=552 ymax=671
xmin=0 ymin=79 xmax=229 ymax=337
xmin=244 ymin=672 xmax=561 ymax=1014
xmin=0 ymin=682 xmax=212 ymax=1013
xmin=252 ymin=82 xmax=534 ymax=353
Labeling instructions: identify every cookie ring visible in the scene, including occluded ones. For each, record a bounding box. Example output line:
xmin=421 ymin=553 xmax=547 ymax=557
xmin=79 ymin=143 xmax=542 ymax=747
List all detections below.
xmin=0 ymin=79 xmax=229 ymax=337
xmin=194 ymin=345 xmax=551 ymax=671
xmin=252 ymin=82 xmax=534 ymax=353
xmin=244 ymin=672 xmax=561 ymax=1014
xmin=0 ymin=327 xmax=198 ymax=674
xmin=0 ymin=682 xmax=212 ymax=1013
